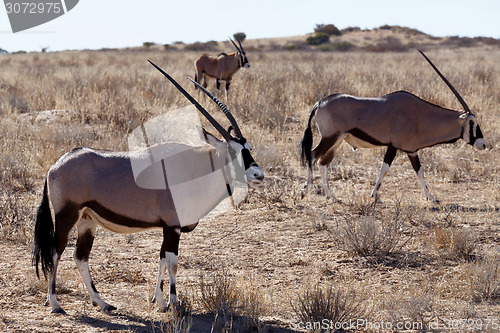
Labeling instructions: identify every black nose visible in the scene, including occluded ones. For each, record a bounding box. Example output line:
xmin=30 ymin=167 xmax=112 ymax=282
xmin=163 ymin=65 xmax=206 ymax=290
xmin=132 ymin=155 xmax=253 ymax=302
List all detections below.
xmin=255 ymin=174 xmax=264 ymax=181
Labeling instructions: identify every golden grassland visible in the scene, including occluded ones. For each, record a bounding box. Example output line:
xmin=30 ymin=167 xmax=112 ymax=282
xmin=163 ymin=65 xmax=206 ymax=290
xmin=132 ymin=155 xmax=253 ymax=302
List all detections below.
xmin=0 ymin=43 xmax=499 ymax=332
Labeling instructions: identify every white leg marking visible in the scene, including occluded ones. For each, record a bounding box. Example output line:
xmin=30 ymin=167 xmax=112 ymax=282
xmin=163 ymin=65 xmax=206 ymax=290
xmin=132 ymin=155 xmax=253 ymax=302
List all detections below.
xmin=320 ymin=165 xmax=333 ymax=199
xmin=153 ymin=257 xmax=168 ymax=311
xmin=166 ymin=252 xmax=178 ymax=308
xmin=47 ymin=252 xmax=64 ymax=313
xmin=417 ymin=168 xmax=438 ymax=203
xmin=302 ymin=165 xmax=314 ymax=198
xmin=371 ymin=162 xmax=390 ymax=199
xmin=75 ymin=259 xmax=113 ymax=310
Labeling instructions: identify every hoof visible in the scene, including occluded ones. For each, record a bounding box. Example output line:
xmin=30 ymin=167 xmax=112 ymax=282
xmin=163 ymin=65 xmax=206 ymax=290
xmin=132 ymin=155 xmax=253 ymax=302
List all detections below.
xmin=51 ymin=308 xmax=67 ymax=315
xmin=103 ymin=304 xmax=117 ymax=312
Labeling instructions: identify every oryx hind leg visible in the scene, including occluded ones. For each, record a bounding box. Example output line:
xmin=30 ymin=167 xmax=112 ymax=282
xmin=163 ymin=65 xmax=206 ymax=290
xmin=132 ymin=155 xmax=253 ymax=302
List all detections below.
xmin=152 ymin=226 xmax=180 ymax=312
xmin=46 ymin=202 xmax=80 ymax=314
xmin=74 ymin=215 xmax=116 ymax=312
xmin=316 ymin=133 xmax=344 ymax=199
xmin=225 ymin=79 xmax=231 ymax=100
xmin=303 ymin=133 xmax=343 ymax=199
xmin=371 ymin=145 xmax=397 ymax=201
xmin=407 ymin=152 xmax=438 ymax=203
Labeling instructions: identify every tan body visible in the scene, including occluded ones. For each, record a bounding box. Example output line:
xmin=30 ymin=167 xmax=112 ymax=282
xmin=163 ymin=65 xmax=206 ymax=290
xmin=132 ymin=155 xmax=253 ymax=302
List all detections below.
xmin=194 ymin=38 xmax=249 ymax=96
xmin=195 ymin=53 xmax=241 ymax=82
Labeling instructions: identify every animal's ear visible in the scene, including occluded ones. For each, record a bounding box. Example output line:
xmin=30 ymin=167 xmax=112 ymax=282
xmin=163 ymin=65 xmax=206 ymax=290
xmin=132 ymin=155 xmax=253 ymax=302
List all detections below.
xmin=199 ymin=127 xmax=224 ymax=148
xmin=227 ymin=126 xmax=236 ymax=137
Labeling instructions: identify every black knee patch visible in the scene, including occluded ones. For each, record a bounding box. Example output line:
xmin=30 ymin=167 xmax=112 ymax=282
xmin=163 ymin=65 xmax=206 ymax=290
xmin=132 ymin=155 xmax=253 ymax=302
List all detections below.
xmin=170 ymin=284 xmax=176 ymax=295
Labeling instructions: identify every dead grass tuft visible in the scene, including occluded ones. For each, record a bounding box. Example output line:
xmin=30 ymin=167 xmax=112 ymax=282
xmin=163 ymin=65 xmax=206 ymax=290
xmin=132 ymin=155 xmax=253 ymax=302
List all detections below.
xmin=462 ymin=256 xmax=500 ymax=303
xmin=198 ymin=267 xmax=267 ymax=332
xmin=431 ymin=227 xmax=477 ymax=260
xmin=292 ymin=282 xmax=366 ymax=332
xmin=337 ymin=200 xmax=412 ymax=258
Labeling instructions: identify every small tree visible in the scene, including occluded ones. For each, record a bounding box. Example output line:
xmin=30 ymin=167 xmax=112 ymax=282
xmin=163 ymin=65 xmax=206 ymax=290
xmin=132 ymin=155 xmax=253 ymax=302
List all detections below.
xmin=315 ymin=24 xmax=342 ymax=36
xmin=233 ymin=32 xmax=246 ymax=42
xmin=306 ymin=32 xmax=330 ymax=45
xmin=143 ymin=42 xmax=156 ymax=48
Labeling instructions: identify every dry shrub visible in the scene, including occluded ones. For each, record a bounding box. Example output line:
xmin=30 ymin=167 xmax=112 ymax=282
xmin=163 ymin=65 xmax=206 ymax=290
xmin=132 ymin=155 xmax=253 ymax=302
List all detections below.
xmin=385 ymin=294 xmax=433 ymax=332
xmin=160 ymin=293 xmax=194 ymax=333
xmin=198 ymin=267 xmax=266 ymax=332
xmin=338 ymin=201 xmax=411 ymax=258
xmin=0 ymin=189 xmax=33 ymax=244
xmin=462 ymin=256 xmax=500 ymax=302
xmin=292 ymin=282 xmax=366 ymax=332
xmin=432 ymin=227 xmax=477 ymax=260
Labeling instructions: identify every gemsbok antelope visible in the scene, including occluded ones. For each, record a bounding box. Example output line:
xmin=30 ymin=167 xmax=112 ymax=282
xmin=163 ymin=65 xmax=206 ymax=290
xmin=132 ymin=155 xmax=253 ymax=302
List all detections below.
xmin=301 ymin=50 xmax=486 ymax=202
xmin=32 ymin=61 xmax=264 ymax=314
xmin=194 ymin=37 xmax=250 ymax=98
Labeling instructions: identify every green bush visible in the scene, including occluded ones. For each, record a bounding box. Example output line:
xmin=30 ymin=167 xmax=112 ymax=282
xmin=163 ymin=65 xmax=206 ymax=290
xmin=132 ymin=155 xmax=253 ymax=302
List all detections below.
xmin=233 ymin=32 xmax=246 ymax=42
xmin=314 ymin=24 xmax=342 ymax=36
xmin=283 ymin=43 xmax=297 ymax=51
xmin=142 ymin=42 xmax=156 ymax=48
xmin=306 ymin=32 xmax=330 ymax=45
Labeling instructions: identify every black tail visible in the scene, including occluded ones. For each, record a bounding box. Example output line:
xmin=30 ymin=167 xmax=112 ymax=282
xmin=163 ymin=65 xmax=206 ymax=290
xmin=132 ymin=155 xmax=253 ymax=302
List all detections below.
xmin=32 ymin=179 xmax=55 ymax=279
xmin=300 ymin=103 xmax=318 ymax=169
xmin=194 ymin=72 xmax=199 ymax=90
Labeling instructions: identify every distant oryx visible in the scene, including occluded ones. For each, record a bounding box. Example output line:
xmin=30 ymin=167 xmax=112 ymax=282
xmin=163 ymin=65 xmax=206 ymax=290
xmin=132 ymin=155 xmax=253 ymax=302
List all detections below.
xmin=301 ymin=50 xmax=486 ymax=202
xmin=194 ymin=37 xmax=250 ymax=98
xmin=32 ymin=61 xmax=264 ymax=314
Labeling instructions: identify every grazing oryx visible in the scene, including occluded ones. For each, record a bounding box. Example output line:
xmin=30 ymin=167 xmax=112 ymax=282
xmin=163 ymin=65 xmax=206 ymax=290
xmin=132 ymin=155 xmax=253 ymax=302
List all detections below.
xmin=194 ymin=37 xmax=250 ymax=98
xmin=32 ymin=61 xmax=264 ymax=314
xmin=301 ymin=50 xmax=486 ymax=202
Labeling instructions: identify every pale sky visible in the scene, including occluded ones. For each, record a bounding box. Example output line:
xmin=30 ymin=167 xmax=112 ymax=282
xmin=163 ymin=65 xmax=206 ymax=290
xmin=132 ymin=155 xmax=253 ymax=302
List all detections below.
xmin=1 ymin=0 xmax=499 ymax=52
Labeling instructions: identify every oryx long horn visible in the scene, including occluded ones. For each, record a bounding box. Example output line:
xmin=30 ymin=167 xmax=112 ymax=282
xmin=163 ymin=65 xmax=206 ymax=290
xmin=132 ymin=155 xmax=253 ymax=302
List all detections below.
xmin=188 ymin=77 xmax=243 ymax=138
xmin=229 ymin=37 xmax=242 ymax=53
xmin=148 ymin=60 xmax=232 ymax=142
xmin=418 ymin=50 xmax=471 ymax=114
xmin=236 ymin=37 xmax=245 ymax=54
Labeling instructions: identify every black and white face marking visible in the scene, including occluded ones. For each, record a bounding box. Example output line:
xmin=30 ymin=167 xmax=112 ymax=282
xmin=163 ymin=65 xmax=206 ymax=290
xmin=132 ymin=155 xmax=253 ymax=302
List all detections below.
xmin=228 ymin=138 xmax=263 ymax=186
xmin=240 ymin=52 xmax=250 ymax=68
xmin=463 ymin=114 xmax=486 ymax=150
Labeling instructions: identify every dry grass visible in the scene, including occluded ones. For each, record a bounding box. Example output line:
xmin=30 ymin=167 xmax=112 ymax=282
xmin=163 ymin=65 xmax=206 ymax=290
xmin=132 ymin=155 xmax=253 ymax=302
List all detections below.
xmin=0 ymin=42 xmax=499 ymax=332
xmin=292 ymin=282 xmax=366 ymax=332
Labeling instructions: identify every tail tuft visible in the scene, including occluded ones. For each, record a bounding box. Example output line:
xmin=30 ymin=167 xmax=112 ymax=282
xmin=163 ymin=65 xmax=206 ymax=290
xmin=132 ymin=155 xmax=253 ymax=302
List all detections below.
xmin=32 ymin=179 xmax=55 ymax=279
xmin=300 ymin=104 xmax=318 ymax=169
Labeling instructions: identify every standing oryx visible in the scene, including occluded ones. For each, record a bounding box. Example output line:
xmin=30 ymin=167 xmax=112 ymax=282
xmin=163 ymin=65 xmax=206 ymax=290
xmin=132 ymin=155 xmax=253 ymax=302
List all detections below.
xmin=32 ymin=61 xmax=264 ymax=314
xmin=194 ymin=37 xmax=250 ymax=98
xmin=301 ymin=50 xmax=486 ymax=202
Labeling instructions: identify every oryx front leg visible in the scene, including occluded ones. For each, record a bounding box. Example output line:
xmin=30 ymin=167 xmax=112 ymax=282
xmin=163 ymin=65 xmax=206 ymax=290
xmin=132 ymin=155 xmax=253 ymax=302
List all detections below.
xmin=225 ymin=79 xmax=231 ymax=100
xmin=408 ymin=152 xmax=438 ymax=203
xmin=74 ymin=218 xmax=116 ymax=312
xmin=216 ymin=78 xmax=221 ymax=94
xmin=152 ymin=226 xmax=180 ymax=312
xmin=371 ymin=145 xmax=397 ymax=201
